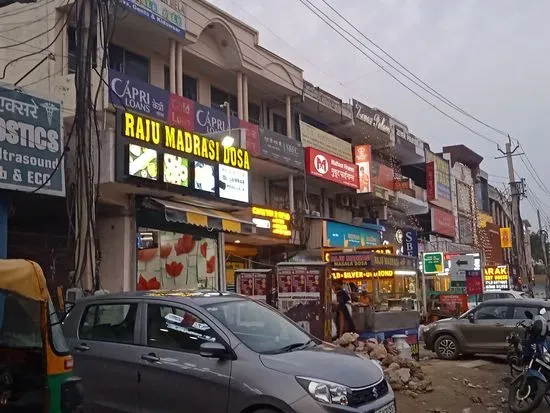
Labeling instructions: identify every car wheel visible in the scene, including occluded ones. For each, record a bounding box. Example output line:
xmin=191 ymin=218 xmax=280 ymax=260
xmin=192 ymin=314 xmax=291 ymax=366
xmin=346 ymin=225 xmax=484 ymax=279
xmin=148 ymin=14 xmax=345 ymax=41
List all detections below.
xmin=434 ymin=335 xmax=459 ymax=360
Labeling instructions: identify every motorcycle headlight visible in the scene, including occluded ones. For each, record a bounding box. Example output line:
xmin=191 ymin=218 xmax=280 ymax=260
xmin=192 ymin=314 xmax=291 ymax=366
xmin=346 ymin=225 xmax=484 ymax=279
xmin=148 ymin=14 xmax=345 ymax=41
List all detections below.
xmin=296 ymin=376 xmax=351 ymax=406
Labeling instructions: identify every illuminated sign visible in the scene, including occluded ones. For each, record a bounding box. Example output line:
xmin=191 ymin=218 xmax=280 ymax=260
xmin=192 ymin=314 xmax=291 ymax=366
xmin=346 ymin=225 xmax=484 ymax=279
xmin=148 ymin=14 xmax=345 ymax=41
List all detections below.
xmin=252 ymin=206 xmax=292 ymax=238
xmin=500 ymin=227 xmax=512 ymax=248
xmin=329 ymin=253 xmax=372 ymax=267
xmin=120 ymin=111 xmax=250 ymax=170
xmin=371 ymin=254 xmax=417 ymax=270
xmin=129 ymin=144 xmax=158 ymax=180
xmin=332 ymin=270 xmax=394 ymax=280
xmin=483 ymin=265 xmax=510 ymax=291
xmin=323 ymin=245 xmax=394 ymax=262
xmin=219 ymin=164 xmax=249 ymax=203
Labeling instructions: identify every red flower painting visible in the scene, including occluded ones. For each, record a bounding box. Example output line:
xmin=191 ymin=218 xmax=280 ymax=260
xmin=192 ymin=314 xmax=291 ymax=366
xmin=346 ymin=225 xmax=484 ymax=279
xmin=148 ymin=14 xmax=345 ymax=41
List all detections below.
xmin=200 ymin=242 xmax=207 ymax=258
xmin=206 ymin=256 xmax=216 ymax=274
xmin=166 ymin=261 xmax=184 ymax=278
xmin=175 ymin=235 xmax=195 ymax=255
xmin=137 ymin=274 xmax=161 ymax=291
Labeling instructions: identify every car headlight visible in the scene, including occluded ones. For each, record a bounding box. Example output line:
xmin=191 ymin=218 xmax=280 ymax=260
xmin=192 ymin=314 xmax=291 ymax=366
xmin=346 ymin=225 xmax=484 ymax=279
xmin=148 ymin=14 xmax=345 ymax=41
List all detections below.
xmin=296 ymin=376 xmax=351 ymax=406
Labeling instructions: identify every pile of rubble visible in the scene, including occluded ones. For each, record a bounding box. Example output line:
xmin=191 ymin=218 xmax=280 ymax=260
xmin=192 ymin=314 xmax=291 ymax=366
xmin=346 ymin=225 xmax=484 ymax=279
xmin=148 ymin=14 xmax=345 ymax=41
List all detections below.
xmin=334 ymin=333 xmax=433 ymax=395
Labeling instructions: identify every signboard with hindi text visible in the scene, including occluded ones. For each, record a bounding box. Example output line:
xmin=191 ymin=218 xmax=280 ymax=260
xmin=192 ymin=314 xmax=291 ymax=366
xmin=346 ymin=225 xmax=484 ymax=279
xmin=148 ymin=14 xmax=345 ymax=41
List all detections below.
xmin=0 ymin=86 xmax=64 ymax=196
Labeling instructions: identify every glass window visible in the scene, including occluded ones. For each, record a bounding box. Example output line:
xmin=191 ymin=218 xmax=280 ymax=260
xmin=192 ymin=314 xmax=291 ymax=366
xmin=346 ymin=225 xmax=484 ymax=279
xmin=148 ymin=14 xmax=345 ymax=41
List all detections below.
xmin=475 ymin=305 xmax=510 ymax=320
xmin=108 ymin=44 xmax=149 ymax=83
xmin=482 ymin=293 xmax=498 ymax=301
xmin=0 ymin=291 xmax=42 ymax=349
xmin=146 ymin=304 xmax=218 ymax=353
xmin=183 ymin=75 xmax=198 ymax=101
xmin=79 ymin=303 xmax=137 ymax=344
xmin=67 ymin=26 xmax=97 ymax=74
xmin=164 ymin=66 xmax=170 ymax=91
xmin=136 ymin=229 xmax=218 ymax=291
xmin=513 ymin=306 xmax=539 ymax=320
xmin=108 ymin=44 xmax=124 ymax=73
xmin=211 ymin=86 xmax=238 ymax=117
xmin=249 ymin=102 xmax=260 ymax=125
xmin=272 ymin=113 xmax=287 ymax=136
xmin=48 ymin=299 xmax=69 ymax=354
xmin=202 ymin=299 xmax=313 ymax=354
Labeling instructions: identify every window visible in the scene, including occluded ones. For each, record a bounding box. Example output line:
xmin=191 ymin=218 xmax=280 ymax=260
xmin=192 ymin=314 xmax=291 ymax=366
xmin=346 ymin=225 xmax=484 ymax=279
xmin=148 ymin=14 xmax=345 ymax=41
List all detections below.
xmin=146 ymin=304 xmax=218 ymax=353
xmin=272 ymin=113 xmax=287 ymax=136
xmin=513 ymin=306 xmax=541 ymax=320
xmin=0 ymin=291 xmax=42 ymax=349
xmin=482 ymin=293 xmax=498 ymax=302
xmin=67 ymin=26 xmax=97 ymax=74
xmin=211 ymin=86 xmax=238 ymax=117
xmin=163 ymin=67 xmax=198 ymax=101
xmin=108 ymin=44 xmax=149 ymax=83
xmin=48 ymin=299 xmax=69 ymax=354
xmin=249 ymin=102 xmax=260 ymax=125
xmin=474 ymin=305 xmax=510 ymax=320
xmin=202 ymin=299 xmax=313 ymax=354
xmin=79 ymin=303 xmax=137 ymax=344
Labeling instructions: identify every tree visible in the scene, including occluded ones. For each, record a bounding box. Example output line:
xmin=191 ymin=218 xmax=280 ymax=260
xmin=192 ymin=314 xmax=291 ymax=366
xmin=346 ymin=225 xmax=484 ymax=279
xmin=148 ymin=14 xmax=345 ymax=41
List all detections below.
xmin=530 ymin=232 xmax=549 ymax=263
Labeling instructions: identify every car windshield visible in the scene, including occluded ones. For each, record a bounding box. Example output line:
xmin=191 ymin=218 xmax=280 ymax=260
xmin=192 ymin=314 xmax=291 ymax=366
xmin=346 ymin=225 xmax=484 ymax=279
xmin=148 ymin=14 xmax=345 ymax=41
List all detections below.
xmin=0 ymin=291 xmax=42 ymax=349
xmin=202 ymin=299 xmax=313 ymax=354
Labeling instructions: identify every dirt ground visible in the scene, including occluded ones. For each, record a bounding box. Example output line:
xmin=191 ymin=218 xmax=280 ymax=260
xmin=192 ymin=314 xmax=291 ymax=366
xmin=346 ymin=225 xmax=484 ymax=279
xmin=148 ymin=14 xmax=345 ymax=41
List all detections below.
xmin=395 ymin=355 xmax=548 ymax=413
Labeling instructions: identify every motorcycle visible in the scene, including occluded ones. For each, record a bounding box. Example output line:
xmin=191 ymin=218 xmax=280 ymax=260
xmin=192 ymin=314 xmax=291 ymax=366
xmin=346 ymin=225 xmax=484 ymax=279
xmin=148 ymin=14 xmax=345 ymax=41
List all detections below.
xmin=508 ymin=308 xmax=550 ymax=413
xmin=507 ymin=320 xmax=528 ymax=378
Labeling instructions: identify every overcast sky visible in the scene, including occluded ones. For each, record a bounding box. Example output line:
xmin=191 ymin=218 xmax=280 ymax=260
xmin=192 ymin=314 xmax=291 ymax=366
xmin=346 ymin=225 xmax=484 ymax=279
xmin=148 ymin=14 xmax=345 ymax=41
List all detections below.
xmin=209 ymin=0 xmax=550 ymax=226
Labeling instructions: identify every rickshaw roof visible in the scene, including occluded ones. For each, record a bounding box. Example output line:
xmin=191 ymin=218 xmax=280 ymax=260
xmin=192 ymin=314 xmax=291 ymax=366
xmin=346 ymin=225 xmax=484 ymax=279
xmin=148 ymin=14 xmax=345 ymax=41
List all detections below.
xmin=0 ymin=259 xmax=49 ymax=302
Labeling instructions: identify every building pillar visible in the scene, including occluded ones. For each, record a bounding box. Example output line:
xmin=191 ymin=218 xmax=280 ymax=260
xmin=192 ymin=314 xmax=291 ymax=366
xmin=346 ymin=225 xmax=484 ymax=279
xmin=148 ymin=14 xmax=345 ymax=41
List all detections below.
xmin=237 ymin=72 xmax=243 ymax=119
xmin=242 ymin=74 xmax=249 ymax=122
xmin=285 ymin=95 xmax=292 ymax=138
xmin=0 ymin=195 xmax=8 ymax=259
xmin=169 ymin=40 xmax=176 ymax=94
xmin=218 ymin=232 xmax=227 ymax=291
xmin=288 ymin=174 xmax=295 ymax=213
xmin=176 ymin=43 xmax=184 ymax=96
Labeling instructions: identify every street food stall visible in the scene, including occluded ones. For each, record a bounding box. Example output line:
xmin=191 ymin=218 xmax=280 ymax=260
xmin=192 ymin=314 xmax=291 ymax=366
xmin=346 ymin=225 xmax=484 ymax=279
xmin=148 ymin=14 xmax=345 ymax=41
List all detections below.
xmin=327 ymin=251 xmax=421 ymax=358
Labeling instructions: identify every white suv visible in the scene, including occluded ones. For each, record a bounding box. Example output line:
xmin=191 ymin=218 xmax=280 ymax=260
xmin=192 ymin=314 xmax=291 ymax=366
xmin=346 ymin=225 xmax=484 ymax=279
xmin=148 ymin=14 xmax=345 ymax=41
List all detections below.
xmin=468 ymin=289 xmax=529 ymax=309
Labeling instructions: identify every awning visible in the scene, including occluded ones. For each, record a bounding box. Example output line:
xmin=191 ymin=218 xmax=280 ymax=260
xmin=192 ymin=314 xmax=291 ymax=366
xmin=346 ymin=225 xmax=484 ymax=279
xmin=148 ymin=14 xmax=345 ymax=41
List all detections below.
xmin=146 ymin=198 xmax=254 ymax=234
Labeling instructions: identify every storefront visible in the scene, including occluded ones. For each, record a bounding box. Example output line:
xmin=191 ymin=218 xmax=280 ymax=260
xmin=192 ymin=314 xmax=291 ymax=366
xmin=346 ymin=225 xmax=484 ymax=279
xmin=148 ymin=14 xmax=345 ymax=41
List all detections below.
xmin=114 ymin=109 xmax=253 ymax=291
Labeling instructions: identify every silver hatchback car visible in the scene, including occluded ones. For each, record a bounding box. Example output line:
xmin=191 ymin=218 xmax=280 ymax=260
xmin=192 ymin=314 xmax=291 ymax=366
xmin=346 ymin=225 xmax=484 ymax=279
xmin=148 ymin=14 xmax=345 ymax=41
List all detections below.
xmin=62 ymin=290 xmax=395 ymax=413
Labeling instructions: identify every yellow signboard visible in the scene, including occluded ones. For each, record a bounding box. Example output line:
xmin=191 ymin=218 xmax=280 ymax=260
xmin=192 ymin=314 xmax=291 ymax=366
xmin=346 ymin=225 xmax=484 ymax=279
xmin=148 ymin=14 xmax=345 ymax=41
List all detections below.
xmin=332 ymin=270 xmax=394 ymax=280
xmin=500 ymin=227 xmax=512 ymax=248
xmin=252 ymin=206 xmax=292 ymax=238
xmin=121 ymin=111 xmax=250 ymax=170
xmin=478 ymin=212 xmax=493 ymax=229
xmin=322 ymin=245 xmax=395 ymax=262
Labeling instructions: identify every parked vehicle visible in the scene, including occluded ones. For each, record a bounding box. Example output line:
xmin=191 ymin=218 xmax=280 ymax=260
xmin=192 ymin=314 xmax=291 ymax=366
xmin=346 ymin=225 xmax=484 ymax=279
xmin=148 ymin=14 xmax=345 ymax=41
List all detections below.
xmin=468 ymin=289 xmax=530 ymax=310
xmin=62 ymin=290 xmax=395 ymax=413
xmin=424 ymin=298 xmax=550 ymax=360
xmin=508 ymin=308 xmax=550 ymax=412
xmin=0 ymin=259 xmax=83 ymax=413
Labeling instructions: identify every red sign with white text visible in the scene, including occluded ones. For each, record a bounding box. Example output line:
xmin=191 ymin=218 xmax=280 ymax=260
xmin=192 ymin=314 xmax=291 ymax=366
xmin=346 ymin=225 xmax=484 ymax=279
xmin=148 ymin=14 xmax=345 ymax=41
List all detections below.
xmin=431 ymin=206 xmax=456 ymax=238
xmin=426 ymin=161 xmax=435 ymax=200
xmin=167 ymin=94 xmax=195 ymax=130
xmin=305 ymin=147 xmax=358 ymax=189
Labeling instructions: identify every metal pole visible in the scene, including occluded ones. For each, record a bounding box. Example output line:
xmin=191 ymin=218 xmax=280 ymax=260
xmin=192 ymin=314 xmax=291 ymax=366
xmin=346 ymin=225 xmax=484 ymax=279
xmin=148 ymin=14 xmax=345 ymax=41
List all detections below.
xmin=537 ymin=209 xmax=550 ymax=299
xmin=421 ymin=254 xmax=427 ymax=317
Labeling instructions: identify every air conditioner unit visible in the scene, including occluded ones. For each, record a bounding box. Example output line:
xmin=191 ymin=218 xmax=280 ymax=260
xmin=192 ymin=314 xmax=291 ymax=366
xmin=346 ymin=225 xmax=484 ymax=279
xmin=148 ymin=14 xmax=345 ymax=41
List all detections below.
xmin=337 ymin=194 xmax=351 ymax=207
xmin=310 ymin=210 xmax=321 ymax=217
xmin=351 ymin=196 xmax=360 ymax=209
xmin=370 ymin=205 xmax=388 ymax=220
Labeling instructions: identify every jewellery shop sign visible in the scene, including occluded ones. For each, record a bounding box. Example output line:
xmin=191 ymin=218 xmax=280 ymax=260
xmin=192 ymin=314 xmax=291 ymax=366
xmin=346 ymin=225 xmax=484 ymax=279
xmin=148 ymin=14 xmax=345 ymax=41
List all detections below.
xmin=115 ymin=110 xmax=251 ymax=203
xmin=0 ymin=86 xmax=64 ymax=196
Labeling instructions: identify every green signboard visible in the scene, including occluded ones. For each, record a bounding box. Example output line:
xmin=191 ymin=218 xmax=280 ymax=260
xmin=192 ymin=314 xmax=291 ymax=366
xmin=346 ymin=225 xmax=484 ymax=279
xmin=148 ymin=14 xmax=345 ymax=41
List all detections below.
xmin=0 ymin=85 xmax=64 ymax=196
xmin=423 ymin=252 xmax=444 ymax=274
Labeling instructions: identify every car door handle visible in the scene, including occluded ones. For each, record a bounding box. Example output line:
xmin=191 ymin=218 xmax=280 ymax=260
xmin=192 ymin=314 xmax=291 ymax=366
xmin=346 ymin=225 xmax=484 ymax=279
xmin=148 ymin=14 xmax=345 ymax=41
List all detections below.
xmin=74 ymin=343 xmax=90 ymax=352
xmin=495 ymin=323 xmax=505 ymax=327
xmin=141 ymin=353 xmax=160 ymax=363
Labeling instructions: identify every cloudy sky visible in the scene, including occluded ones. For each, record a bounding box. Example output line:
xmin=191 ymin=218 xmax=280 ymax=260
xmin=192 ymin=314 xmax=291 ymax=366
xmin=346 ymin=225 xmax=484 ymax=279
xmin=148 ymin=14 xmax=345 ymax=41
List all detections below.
xmin=209 ymin=0 xmax=550 ymax=225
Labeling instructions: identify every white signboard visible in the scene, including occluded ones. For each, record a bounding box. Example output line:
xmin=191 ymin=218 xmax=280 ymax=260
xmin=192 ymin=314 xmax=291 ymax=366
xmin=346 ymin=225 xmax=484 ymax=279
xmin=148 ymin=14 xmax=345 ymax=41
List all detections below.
xmin=450 ymin=255 xmax=475 ymax=282
xmin=219 ymin=164 xmax=249 ymax=203
xmin=299 ymin=120 xmax=352 ymax=161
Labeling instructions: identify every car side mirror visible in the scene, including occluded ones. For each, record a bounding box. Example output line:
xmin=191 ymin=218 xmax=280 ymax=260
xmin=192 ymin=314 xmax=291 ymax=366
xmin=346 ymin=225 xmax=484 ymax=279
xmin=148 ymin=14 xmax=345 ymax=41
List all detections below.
xmin=199 ymin=342 xmax=229 ymax=359
xmin=468 ymin=313 xmax=475 ymax=323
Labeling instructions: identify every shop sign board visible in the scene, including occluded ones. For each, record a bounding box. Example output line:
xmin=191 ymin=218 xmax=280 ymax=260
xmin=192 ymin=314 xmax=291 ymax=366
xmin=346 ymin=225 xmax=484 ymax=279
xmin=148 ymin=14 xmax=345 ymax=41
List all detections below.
xmin=370 ymin=254 xmax=417 ymax=271
xmin=500 ymin=227 xmax=512 ymax=248
xmin=423 ymin=252 xmax=444 ymax=274
xmin=352 ymin=99 xmax=390 ymax=135
xmin=0 ymin=86 xmax=64 ymax=196
xmin=251 ymin=206 xmax=292 ymax=238
xmin=256 ymin=128 xmax=304 ymax=170
xmin=218 ymin=164 xmax=248 ymax=203
xmin=109 ymin=69 xmax=169 ymax=120
xmin=119 ymin=0 xmax=186 ymax=37
xmin=329 ymin=252 xmax=373 ymax=267
xmin=322 ymin=245 xmax=395 ymax=262
xmin=332 ymin=270 xmax=394 ymax=280
xmin=431 ymin=206 xmax=456 ymax=238
xmin=450 ymin=254 xmax=475 ymax=282
xmin=299 ymin=120 xmax=352 ymax=161
xmin=439 ymin=294 xmax=468 ymax=314
xmin=354 ymin=144 xmax=372 ymax=193
xmin=371 ymin=160 xmax=395 ymax=191
xmin=466 ymin=270 xmax=483 ymax=295
xmin=484 ymin=265 xmax=510 ymax=291
xmin=305 ymin=147 xmax=358 ymax=189
xmin=194 ymin=103 xmax=240 ymax=135
xmin=426 ymin=151 xmax=452 ymax=210
xmin=323 ymin=220 xmax=380 ymax=247
xmin=402 ymin=228 xmax=418 ymax=257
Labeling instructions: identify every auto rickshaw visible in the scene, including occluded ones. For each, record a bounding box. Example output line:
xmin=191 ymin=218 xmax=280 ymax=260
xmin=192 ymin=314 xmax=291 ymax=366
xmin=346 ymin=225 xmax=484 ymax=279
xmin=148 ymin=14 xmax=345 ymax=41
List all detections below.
xmin=0 ymin=259 xmax=83 ymax=412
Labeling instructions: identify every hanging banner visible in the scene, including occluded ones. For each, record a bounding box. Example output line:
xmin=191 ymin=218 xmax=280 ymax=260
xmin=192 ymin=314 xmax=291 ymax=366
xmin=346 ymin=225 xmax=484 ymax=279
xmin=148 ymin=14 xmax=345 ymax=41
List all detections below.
xmin=403 ymin=229 xmax=418 ymax=257
xmin=354 ymin=144 xmax=372 ymax=193
xmin=500 ymin=227 xmax=512 ymax=248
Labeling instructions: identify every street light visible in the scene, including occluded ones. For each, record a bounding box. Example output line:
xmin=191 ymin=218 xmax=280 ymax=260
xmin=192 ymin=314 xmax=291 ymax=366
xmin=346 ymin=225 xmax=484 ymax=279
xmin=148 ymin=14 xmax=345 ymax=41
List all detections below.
xmin=221 ymin=135 xmax=234 ymax=147
xmin=220 ymin=101 xmax=234 ymax=147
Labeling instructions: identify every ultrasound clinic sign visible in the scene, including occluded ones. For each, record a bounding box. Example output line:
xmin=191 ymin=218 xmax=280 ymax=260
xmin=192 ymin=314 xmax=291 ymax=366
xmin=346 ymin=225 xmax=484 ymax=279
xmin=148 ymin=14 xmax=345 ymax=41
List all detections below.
xmin=109 ymin=69 xmax=168 ymax=120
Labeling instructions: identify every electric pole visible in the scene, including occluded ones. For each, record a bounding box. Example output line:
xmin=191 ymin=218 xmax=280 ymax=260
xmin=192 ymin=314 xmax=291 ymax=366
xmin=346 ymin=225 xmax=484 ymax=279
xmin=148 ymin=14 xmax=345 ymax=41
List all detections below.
xmin=537 ymin=210 xmax=550 ymax=299
xmin=496 ymin=136 xmax=531 ymax=295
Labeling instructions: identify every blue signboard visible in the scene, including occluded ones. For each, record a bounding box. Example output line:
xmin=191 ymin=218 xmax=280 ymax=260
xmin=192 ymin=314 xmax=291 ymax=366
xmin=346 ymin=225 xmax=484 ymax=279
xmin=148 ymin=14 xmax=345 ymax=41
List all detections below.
xmin=324 ymin=221 xmax=380 ymax=247
xmin=403 ymin=228 xmax=418 ymax=257
xmin=120 ymin=0 xmax=186 ymax=37
xmin=194 ymin=103 xmax=239 ymax=135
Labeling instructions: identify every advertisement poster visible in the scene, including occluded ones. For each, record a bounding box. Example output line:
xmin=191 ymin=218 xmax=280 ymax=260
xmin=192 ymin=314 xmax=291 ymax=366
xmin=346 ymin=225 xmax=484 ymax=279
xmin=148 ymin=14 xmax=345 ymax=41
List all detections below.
xmin=239 ymin=275 xmax=254 ymax=296
xmin=137 ymin=231 xmax=218 ymax=291
xmin=354 ymin=145 xmax=372 ymax=193
xmin=258 ymin=128 xmax=304 ymax=170
xmin=484 ymin=265 xmax=510 ymax=291
xmin=466 ymin=270 xmax=483 ymax=295
xmin=218 ymin=164 xmax=249 ymax=203
xmin=167 ymin=94 xmax=194 ymax=130
xmin=254 ymin=275 xmax=267 ymax=296
xmin=500 ymin=227 xmax=512 ymax=248
xmin=0 ymin=86 xmax=65 ymax=196
xmin=431 ymin=206 xmax=456 ymax=238
xmin=299 ymin=120 xmax=352 ymax=161
xmin=305 ymin=147 xmax=358 ymax=189
xmin=323 ymin=220 xmax=380 ymax=247
xmin=276 ymin=265 xmax=325 ymax=339
xmin=439 ymin=294 xmax=468 ymax=314
xmin=371 ymin=160 xmax=395 ymax=191
xmin=194 ymin=103 xmax=239 ymax=134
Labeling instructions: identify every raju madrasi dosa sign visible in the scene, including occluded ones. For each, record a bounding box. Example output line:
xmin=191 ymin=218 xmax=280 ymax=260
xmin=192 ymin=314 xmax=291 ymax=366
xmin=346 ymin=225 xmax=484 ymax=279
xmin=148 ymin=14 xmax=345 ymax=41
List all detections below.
xmin=120 ymin=111 xmax=250 ymax=170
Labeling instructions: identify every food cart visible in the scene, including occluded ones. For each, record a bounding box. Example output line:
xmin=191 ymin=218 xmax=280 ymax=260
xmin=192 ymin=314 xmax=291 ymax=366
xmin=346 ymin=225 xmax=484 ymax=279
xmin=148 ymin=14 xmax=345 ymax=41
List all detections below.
xmin=328 ymin=251 xmax=421 ymax=358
